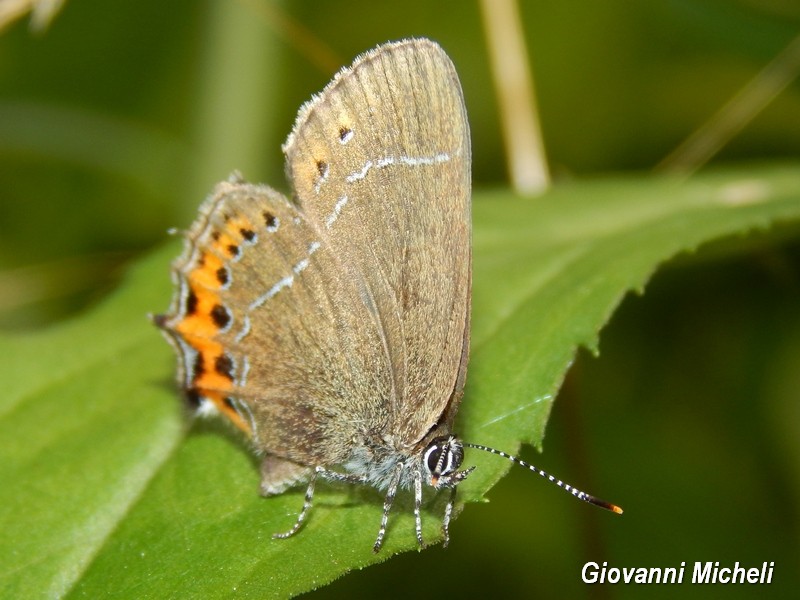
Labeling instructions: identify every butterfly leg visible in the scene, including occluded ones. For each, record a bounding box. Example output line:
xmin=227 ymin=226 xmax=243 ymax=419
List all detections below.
xmin=373 ymin=464 xmax=404 ymax=553
xmin=272 ymin=467 xmax=320 ymax=540
xmin=273 ymin=466 xmax=366 ymax=540
xmin=441 ymin=485 xmax=457 ymax=547
xmin=412 ymin=469 xmax=426 ymax=548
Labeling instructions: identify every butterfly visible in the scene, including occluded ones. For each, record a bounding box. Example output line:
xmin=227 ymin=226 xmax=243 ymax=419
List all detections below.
xmin=155 ymin=38 xmax=620 ymax=553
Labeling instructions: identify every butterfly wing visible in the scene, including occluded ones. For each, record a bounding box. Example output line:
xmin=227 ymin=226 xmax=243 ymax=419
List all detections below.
xmin=158 ymin=39 xmax=471 ymax=480
xmin=157 ymin=174 xmax=393 ymax=468
xmin=283 ymin=39 xmax=471 ymax=449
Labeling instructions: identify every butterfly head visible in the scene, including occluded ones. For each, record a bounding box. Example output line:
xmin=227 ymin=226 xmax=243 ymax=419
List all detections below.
xmin=422 ymin=434 xmax=474 ymax=488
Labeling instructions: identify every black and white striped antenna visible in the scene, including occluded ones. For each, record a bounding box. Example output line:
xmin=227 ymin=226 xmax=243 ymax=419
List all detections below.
xmin=465 ymin=443 xmax=623 ymax=514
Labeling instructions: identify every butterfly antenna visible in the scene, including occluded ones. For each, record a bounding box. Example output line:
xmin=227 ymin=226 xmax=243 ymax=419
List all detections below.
xmin=465 ymin=443 xmax=623 ymax=514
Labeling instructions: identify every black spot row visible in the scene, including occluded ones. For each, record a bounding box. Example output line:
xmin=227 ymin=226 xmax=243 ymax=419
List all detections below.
xmin=185 ymin=289 xmax=198 ymax=316
xmin=185 ymin=387 xmax=202 ymax=409
xmin=193 ymin=352 xmax=205 ymax=380
xmin=210 ymin=303 xmax=231 ymax=329
xmin=215 ymin=353 xmax=234 ymax=381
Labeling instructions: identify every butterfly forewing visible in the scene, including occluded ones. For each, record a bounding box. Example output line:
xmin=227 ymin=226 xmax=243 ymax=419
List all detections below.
xmin=283 ymin=39 xmax=472 ymax=450
xmin=160 ymin=38 xmax=471 ymax=482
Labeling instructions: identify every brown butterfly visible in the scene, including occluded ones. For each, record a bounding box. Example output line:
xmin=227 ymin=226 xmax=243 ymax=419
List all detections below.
xmin=155 ymin=38 xmax=620 ymax=553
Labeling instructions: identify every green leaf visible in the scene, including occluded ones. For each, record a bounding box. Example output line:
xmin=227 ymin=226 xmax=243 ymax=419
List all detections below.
xmin=2 ymin=165 xmax=799 ymax=598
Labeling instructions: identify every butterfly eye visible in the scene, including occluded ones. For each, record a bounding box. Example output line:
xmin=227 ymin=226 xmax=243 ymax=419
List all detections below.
xmin=423 ymin=435 xmax=464 ymax=477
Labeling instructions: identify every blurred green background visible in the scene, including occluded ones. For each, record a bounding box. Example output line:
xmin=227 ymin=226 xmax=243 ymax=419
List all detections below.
xmin=1 ymin=1 xmax=798 ymax=598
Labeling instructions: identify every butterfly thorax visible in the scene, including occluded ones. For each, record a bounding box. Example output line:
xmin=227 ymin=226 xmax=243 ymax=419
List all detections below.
xmin=341 ymin=428 xmax=463 ymax=492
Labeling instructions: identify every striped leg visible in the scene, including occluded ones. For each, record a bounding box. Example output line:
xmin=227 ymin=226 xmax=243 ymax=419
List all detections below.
xmin=273 ymin=466 xmax=366 ymax=540
xmin=413 ymin=470 xmax=424 ymax=548
xmin=441 ymin=485 xmax=457 ymax=547
xmin=373 ymin=464 xmax=404 ymax=553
